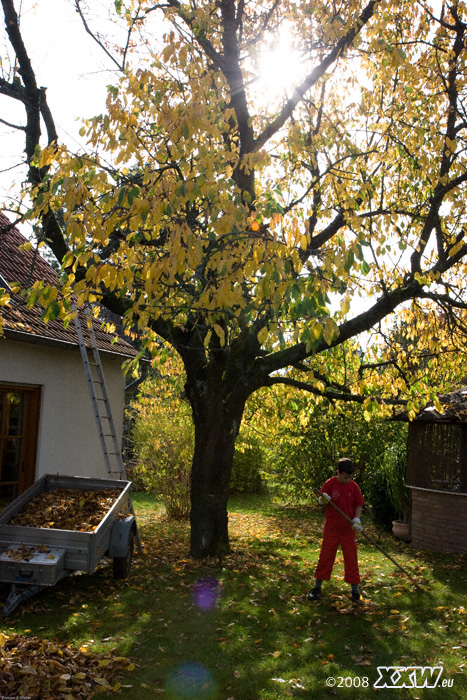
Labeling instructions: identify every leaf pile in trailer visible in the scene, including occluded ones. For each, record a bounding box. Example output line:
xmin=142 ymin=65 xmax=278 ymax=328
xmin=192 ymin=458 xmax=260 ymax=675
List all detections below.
xmin=0 ymin=631 xmax=134 ymax=698
xmin=8 ymin=488 xmax=122 ymax=531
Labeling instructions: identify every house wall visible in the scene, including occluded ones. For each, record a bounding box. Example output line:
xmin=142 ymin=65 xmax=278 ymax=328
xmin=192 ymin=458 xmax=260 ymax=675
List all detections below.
xmin=0 ymin=338 xmax=126 ymax=481
xmin=410 ymin=487 xmax=467 ymax=554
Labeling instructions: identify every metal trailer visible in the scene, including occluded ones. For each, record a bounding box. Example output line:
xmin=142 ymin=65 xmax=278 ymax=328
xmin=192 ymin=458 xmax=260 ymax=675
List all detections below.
xmin=0 ymin=474 xmax=138 ymax=616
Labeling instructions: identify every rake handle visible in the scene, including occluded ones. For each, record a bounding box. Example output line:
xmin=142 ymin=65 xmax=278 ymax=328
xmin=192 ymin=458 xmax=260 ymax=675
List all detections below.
xmin=326 ymin=499 xmax=421 ymax=589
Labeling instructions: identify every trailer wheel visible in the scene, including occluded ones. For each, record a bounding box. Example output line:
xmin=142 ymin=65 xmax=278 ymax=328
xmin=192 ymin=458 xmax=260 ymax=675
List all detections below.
xmin=113 ymin=528 xmax=135 ymax=579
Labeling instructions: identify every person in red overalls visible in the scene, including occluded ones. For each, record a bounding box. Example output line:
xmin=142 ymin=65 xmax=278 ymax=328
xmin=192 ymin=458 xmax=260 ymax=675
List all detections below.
xmin=308 ymin=458 xmax=365 ymax=603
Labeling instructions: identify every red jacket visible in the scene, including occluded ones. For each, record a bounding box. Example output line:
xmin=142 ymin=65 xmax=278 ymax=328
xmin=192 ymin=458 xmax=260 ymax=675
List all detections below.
xmin=320 ymin=476 xmax=365 ymax=532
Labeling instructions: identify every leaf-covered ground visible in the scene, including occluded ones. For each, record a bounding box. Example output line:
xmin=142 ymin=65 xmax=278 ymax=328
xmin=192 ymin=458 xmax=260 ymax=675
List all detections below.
xmin=1 ymin=492 xmax=466 ymax=699
xmin=0 ymin=631 xmax=133 ymax=698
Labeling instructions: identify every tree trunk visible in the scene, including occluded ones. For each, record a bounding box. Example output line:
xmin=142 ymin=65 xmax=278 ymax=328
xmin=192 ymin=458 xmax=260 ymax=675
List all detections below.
xmin=187 ymin=381 xmax=245 ymax=559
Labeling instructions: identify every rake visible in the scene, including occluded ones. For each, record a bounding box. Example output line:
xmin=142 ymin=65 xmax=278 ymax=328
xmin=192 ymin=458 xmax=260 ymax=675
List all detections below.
xmin=327 ymin=500 xmax=423 ymax=590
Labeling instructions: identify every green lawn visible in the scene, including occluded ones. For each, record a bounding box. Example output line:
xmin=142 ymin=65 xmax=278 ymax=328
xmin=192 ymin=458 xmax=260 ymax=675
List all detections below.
xmin=1 ymin=492 xmax=466 ymax=699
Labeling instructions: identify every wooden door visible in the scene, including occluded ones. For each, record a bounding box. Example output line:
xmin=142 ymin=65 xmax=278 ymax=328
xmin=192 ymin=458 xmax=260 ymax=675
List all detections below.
xmin=0 ymin=384 xmax=41 ymax=503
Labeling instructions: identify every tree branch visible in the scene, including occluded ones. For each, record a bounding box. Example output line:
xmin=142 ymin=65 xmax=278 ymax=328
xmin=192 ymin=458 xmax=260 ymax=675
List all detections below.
xmin=261 ymin=375 xmax=406 ymax=406
xmin=0 ymin=115 xmax=25 ymax=131
xmin=75 ymin=0 xmax=131 ymax=72
xmin=253 ymin=0 xmax=382 ymax=152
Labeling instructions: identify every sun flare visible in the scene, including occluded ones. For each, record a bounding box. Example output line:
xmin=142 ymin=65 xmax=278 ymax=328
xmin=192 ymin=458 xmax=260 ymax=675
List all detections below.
xmin=256 ymin=32 xmax=305 ymax=102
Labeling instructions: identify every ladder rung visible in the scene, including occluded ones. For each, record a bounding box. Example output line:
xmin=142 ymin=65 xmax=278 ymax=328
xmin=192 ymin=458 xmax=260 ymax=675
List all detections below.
xmin=74 ymin=305 xmax=125 ymax=481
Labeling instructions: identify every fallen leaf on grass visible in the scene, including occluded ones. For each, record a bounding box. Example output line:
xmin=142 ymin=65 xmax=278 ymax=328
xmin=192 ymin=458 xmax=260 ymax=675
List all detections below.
xmin=353 ymin=656 xmax=372 ymax=666
xmin=0 ymin=632 xmax=134 ymax=699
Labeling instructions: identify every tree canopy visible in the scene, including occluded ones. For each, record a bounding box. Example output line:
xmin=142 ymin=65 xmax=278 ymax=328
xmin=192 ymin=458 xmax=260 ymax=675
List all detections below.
xmin=2 ymin=0 xmax=467 ymax=556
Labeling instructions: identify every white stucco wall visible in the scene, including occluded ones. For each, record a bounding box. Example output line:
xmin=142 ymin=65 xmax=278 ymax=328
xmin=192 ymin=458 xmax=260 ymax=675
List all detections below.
xmin=0 ymin=338 xmax=126 ymax=481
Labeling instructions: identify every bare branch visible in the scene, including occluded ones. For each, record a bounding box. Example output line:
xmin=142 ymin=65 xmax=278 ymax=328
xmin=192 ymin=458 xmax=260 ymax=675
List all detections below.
xmin=1 ymin=0 xmax=58 ymax=167
xmin=0 ymin=115 xmax=25 ymax=131
xmin=74 ymin=0 xmax=126 ymax=71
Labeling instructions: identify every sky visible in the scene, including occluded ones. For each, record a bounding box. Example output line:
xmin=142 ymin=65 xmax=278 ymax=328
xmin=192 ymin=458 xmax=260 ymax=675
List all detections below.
xmin=0 ymin=0 xmax=122 ymax=204
xmin=0 ymin=0 xmax=445 ymax=220
xmin=0 ymin=0 xmax=309 ymax=208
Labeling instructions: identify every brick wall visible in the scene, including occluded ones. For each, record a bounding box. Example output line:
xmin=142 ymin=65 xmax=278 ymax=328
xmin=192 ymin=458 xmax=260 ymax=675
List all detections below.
xmin=410 ymin=488 xmax=467 ymax=554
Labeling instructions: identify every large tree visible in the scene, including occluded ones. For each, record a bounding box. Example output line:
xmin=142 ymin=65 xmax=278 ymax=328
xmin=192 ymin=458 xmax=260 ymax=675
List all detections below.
xmin=2 ymin=0 xmax=467 ymax=557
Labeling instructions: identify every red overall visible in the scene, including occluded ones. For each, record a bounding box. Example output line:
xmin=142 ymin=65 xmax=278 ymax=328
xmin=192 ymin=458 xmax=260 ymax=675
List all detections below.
xmin=314 ymin=476 xmax=365 ymax=584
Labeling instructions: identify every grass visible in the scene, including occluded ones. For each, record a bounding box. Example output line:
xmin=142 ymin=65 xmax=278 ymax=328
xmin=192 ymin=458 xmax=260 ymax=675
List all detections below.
xmin=1 ymin=491 xmax=466 ymax=699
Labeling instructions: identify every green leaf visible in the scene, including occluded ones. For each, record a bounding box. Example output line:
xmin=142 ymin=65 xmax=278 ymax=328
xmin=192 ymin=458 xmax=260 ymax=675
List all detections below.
xmin=360 ymin=260 xmax=370 ymax=275
xmin=117 ymin=187 xmax=127 ymax=206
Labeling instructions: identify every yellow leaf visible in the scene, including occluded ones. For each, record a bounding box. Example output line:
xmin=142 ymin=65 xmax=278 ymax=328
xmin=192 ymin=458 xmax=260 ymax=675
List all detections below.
xmin=113 ymin=682 xmax=122 ymax=692
xmin=449 ymin=240 xmax=463 ymax=257
xmin=0 ymin=632 xmax=8 ymax=647
xmin=95 ymin=676 xmax=111 ymax=686
xmin=272 ymin=650 xmax=282 ymax=658
xmin=213 ymin=323 xmax=226 ymax=346
xmin=323 ymin=317 xmax=338 ymax=346
xmin=257 ymin=326 xmax=268 ymax=345
xmin=311 ymin=320 xmax=323 ymax=340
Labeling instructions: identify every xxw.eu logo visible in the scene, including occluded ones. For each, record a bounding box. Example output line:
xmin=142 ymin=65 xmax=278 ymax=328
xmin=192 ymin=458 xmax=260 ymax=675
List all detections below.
xmin=374 ymin=666 xmax=448 ymax=689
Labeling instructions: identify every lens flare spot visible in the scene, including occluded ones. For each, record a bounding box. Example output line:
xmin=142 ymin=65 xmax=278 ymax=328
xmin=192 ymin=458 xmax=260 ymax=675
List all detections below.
xmin=192 ymin=576 xmax=221 ymax=611
xmin=165 ymin=662 xmax=218 ymax=700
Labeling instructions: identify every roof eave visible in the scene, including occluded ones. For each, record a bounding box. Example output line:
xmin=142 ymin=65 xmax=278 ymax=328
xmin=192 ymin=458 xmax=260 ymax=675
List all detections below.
xmin=2 ymin=328 xmax=136 ymax=360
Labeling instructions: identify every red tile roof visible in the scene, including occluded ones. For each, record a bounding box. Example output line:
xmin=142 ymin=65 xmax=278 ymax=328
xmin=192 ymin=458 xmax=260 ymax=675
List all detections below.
xmin=0 ymin=213 xmax=138 ymax=359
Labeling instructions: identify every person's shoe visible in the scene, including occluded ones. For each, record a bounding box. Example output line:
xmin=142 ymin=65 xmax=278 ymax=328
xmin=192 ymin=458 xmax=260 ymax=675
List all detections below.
xmin=307 ymin=587 xmax=321 ymax=601
xmin=351 ymin=590 xmax=361 ymax=603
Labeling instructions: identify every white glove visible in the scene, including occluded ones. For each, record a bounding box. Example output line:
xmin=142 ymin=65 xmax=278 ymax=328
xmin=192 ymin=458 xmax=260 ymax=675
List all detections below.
xmin=318 ymin=493 xmax=331 ymax=505
xmin=352 ymin=517 xmax=363 ymax=531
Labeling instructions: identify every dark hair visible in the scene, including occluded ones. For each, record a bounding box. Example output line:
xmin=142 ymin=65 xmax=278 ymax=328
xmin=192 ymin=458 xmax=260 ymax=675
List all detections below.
xmin=337 ymin=458 xmax=354 ymax=474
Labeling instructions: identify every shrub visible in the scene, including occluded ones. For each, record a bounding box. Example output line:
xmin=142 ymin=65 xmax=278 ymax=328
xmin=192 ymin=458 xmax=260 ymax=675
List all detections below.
xmin=365 ymin=470 xmax=399 ymax=531
xmin=130 ymin=352 xmax=267 ymax=520
xmin=131 ymin=369 xmax=193 ymax=520
xmin=253 ymin=387 xmax=410 ymax=517
xmin=230 ymin=439 xmax=264 ymax=494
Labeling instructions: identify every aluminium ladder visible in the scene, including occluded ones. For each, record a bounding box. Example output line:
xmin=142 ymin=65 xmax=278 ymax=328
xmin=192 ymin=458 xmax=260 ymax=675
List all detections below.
xmin=73 ymin=306 xmax=126 ymax=480
xmin=73 ymin=305 xmax=142 ymax=550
